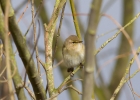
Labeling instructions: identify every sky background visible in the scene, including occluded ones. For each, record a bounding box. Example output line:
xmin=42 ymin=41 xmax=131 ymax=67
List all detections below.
xmin=9 ymin=0 xmax=140 ymax=100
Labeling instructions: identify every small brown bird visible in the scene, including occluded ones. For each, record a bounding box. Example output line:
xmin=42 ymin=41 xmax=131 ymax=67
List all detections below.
xmin=62 ymin=35 xmax=85 ymax=74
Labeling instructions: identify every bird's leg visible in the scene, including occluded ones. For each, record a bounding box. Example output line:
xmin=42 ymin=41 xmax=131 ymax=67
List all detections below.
xmin=80 ymin=63 xmax=84 ymax=69
xmin=67 ymin=67 xmax=74 ymax=77
xmin=67 ymin=67 xmax=74 ymax=72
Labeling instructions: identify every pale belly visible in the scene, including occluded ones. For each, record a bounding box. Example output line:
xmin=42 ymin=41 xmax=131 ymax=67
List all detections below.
xmin=63 ymin=50 xmax=84 ymax=68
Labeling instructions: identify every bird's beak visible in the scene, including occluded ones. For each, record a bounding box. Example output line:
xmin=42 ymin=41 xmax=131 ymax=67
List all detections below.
xmin=78 ymin=41 xmax=83 ymax=43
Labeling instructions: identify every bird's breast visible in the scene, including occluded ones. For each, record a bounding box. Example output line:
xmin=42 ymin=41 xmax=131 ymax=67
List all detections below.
xmin=63 ymin=44 xmax=84 ymax=68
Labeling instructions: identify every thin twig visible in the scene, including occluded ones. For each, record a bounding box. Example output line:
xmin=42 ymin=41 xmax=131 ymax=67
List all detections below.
xmin=14 ymin=0 xmax=43 ymax=54
xmin=53 ymin=2 xmax=66 ymax=66
xmin=0 ymin=52 xmax=17 ymax=83
xmin=66 ymin=85 xmax=82 ymax=95
xmin=96 ymin=28 xmax=118 ymax=40
xmin=23 ymin=25 xmax=40 ymax=85
xmin=125 ymin=69 xmax=140 ymax=82
xmin=57 ymin=66 xmax=81 ymax=90
xmin=95 ymin=13 xmax=140 ymax=55
xmin=110 ymin=47 xmax=140 ymax=100
xmin=103 ymin=13 xmax=140 ymax=70
xmin=16 ymin=81 xmax=36 ymax=100
xmin=25 ymin=0 xmax=43 ymax=36
xmin=38 ymin=58 xmax=46 ymax=70
xmin=132 ymin=91 xmax=140 ymax=98
xmin=53 ymin=60 xmax=63 ymax=69
xmin=58 ymin=78 xmax=82 ymax=92
xmin=25 ymin=86 xmax=36 ymax=100
xmin=47 ymin=85 xmax=82 ymax=100
xmin=96 ymin=52 xmax=130 ymax=79
xmin=31 ymin=0 xmax=40 ymax=75
xmin=102 ymin=14 xmax=139 ymax=99
xmin=0 ymin=66 xmax=7 ymax=77
xmin=17 ymin=0 xmax=30 ymax=23
xmin=126 ymin=82 xmax=135 ymax=100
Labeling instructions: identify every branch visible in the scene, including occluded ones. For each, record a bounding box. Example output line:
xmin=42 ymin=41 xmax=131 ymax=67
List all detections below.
xmin=83 ymin=0 xmax=102 ymax=100
xmin=44 ymin=23 xmax=55 ymax=97
xmin=95 ymin=12 xmax=140 ymax=55
xmin=48 ymin=85 xmax=82 ymax=100
xmin=53 ymin=2 xmax=66 ymax=65
xmin=0 ymin=1 xmax=47 ymax=99
xmin=57 ymin=66 xmax=81 ymax=90
xmin=0 ymin=6 xmax=27 ymax=100
xmin=31 ymin=0 xmax=40 ymax=75
xmin=43 ymin=0 xmax=66 ymax=99
xmin=69 ymin=0 xmax=81 ymax=39
xmin=110 ymin=47 xmax=140 ymax=100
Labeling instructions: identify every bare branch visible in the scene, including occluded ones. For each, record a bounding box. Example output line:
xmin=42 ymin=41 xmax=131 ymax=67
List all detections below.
xmin=83 ymin=0 xmax=102 ymax=100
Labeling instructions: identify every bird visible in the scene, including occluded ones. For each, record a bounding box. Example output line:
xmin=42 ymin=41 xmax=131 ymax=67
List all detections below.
xmin=62 ymin=35 xmax=85 ymax=75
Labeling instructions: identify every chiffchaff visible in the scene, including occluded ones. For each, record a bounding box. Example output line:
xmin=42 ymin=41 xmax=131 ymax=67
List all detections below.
xmin=62 ymin=35 xmax=85 ymax=73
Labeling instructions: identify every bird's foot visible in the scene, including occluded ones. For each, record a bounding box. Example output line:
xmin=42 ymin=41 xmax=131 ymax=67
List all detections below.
xmin=67 ymin=67 xmax=74 ymax=72
xmin=67 ymin=68 xmax=74 ymax=77
xmin=80 ymin=63 xmax=84 ymax=69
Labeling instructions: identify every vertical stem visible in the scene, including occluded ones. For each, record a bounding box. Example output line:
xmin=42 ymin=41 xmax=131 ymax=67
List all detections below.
xmin=83 ymin=0 xmax=102 ymax=100
xmin=44 ymin=24 xmax=56 ymax=99
xmin=31 ymin=0 xmax=40 ymax=75
xmin=0 ymin=6 xmax=27 ymax=100
xmin=0 ymin=0 xmax=47 ymax=99
xmin=4 ymin=0 xmax=14 ymax=100
xmin=43 ymin=1 xmax=66 ymax=99
xmin=69 ymin=0 xmax=81 ymax=39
